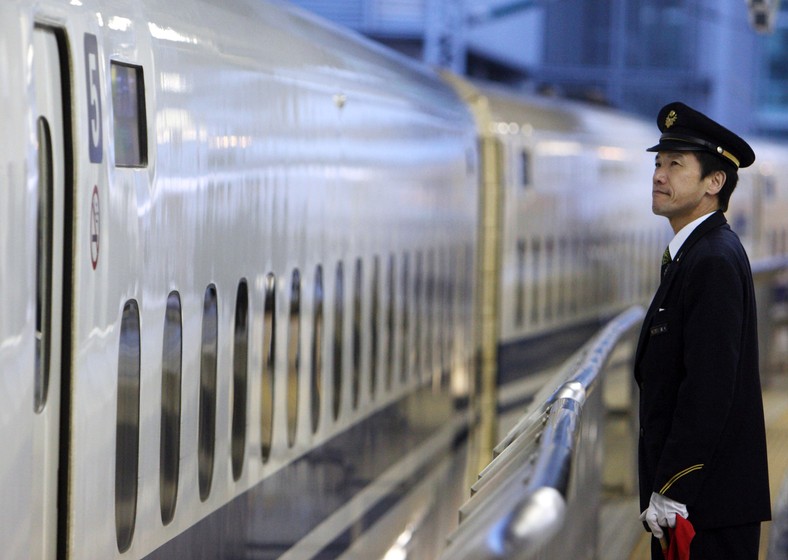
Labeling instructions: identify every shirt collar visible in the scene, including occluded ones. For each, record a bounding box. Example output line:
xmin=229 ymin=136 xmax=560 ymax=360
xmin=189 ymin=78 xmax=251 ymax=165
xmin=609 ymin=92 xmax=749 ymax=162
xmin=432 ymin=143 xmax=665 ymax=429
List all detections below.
xmin=668 ymin=211 xmax=717 ymax=260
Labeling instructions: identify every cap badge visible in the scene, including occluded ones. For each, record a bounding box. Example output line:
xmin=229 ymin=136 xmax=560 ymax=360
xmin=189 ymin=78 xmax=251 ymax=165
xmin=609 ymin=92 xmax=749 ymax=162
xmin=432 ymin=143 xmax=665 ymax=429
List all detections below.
xmin=665 ymin=110 xmax=678 ymax=129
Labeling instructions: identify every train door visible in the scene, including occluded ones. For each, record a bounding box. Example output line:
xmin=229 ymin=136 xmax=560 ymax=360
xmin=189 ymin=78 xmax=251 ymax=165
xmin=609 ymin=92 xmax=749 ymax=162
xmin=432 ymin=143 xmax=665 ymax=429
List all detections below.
xmin=32 ymin=25 xmax=70 ymax=560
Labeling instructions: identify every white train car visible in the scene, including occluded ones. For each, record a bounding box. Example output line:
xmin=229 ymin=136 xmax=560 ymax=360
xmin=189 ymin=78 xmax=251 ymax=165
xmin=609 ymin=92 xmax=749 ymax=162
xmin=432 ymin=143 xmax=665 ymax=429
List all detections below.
xmin=1 ymin=0 xmax=478 ymax=558
xmin=445 ymin=77 xmax=666 ymax=439
xmin=5 ymin=0 xmax=788 ymax=558
xmin=448 ymin=77 xmax=788 ymax=444
xmin=728 ymin=138 xmax=788 ymax=260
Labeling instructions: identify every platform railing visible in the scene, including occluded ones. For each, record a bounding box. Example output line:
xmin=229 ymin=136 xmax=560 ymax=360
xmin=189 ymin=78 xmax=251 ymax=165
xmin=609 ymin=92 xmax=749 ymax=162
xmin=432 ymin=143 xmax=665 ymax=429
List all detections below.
xmin=752 ymin=255 xmax=788 ymax=383
xmin=439 ymin=306 xmax=645 ymax=560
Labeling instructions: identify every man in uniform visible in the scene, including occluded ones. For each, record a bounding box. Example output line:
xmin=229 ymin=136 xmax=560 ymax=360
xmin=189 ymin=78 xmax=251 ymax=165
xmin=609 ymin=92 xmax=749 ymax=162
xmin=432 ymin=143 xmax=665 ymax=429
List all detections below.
xmin=635 ymin=102 xmax=771 ymax=559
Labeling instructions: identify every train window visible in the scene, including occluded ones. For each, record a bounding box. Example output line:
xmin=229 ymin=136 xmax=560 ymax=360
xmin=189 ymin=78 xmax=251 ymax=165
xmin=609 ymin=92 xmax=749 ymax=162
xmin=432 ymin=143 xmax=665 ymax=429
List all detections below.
xmin=545 ymin=238 xmax=554 ymax=322
xmin=460 ymin=243 xmax=470 ymax=373
xmin=516 ymin=240 xmax=526 ymax=327
xmin=231 ymin=280 xmax=249 ymax=480
xmin=583 ymin=237 xmax=593 ymax=310
xmin=385 ymin=254 xmax=395 ymax=391
xmin=530 ymin=238 xmax=541 ymax=326
xmin=116 ymin=300 xmax=141 ymax=553
xmin=332 ymin=262 xmax=344 ymax=420
xmin=425 ymin=250 xmax=434 ymax=379
xmin=261 ymin=274 xmax=276 ymax=462
xmin=160 ymin=291 xmax=182 ymax=526
xmin=521 ymin=150 xmax=532 ymax=188
xmin=571 ymin=237 xmax=581 ymax=315
xmin=110 ymin=62 xmax=147 ymax=167
xmin=311 ymin=266 xmax=324 ymax=433
xmin=370 ymin=256 xmax=379 ymax=399
xmin=414 ymin=252 xmax=423 ymax=380
xmin=557 ymin=238 xmax=568 ymax=319
xmin=198 ymin=285 xmax=218 ymax=501
xmin=783 ymin=227 xmax=788 ymax=256
xmin=352 ymin=259 xmax=362 ymax=409
xmin=287 ymin=270 xmax=301 ymax=447
xmin=35 ymin=117 xmax=54 ymax=413
xmin=446 ymin=249 xmax=456 ymax=387
xmin=400 ymin=253 xmax=410 ymax=384
xmin=437 ymin=249 xmax=447 ymax=383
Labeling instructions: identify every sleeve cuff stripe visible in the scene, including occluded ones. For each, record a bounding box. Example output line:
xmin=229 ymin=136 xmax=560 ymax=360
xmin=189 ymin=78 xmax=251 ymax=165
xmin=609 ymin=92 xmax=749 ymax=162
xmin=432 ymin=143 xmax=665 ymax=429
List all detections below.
xmin=659 ymin=464 xmax=704 ymax=494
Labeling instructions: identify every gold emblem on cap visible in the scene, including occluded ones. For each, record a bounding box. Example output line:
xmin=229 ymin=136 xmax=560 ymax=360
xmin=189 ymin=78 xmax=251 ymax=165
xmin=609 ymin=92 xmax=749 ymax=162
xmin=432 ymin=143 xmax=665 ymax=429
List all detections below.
xmin=665 ymin=110 xmax=678 ymax=128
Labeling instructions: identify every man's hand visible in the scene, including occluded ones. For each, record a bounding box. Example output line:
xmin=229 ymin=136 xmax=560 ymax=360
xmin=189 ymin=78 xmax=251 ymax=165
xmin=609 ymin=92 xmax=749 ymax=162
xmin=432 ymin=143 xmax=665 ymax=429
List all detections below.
xmin=639 ymin=492 xmax=688 ymax=538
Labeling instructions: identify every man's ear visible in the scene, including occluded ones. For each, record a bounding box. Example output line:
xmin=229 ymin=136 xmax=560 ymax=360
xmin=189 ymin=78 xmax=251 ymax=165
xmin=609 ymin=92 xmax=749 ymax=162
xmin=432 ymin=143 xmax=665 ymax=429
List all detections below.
xmin=706 ymin=170 xmax=726 ymax=196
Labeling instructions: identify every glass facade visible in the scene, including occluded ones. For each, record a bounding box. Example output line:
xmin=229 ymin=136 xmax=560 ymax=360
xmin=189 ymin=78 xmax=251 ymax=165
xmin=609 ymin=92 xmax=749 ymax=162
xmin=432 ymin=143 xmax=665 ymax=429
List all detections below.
xmin=623 ymin=2 xmax=692 ymax=70
xmin=292 ymin=0 xmax=788 ymax=136
xmin=760 ymin=23 xmax=788 ymax=109
xmin=753 ymin=3 xmax=788 ymax=136
xmin=536 ymin=0 xmax=715 ymax=116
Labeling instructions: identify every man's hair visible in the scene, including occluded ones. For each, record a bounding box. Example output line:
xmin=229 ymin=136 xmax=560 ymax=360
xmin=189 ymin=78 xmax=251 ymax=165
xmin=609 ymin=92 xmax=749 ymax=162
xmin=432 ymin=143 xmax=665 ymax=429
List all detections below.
xmin=695 ymin=151 xmax=739 ymax=212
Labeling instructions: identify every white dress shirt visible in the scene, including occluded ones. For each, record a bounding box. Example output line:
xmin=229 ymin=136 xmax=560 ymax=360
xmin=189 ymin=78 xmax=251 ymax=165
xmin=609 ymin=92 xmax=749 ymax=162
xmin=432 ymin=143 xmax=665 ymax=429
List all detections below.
xmin=667 ymin=211 xmax=717 ymax=261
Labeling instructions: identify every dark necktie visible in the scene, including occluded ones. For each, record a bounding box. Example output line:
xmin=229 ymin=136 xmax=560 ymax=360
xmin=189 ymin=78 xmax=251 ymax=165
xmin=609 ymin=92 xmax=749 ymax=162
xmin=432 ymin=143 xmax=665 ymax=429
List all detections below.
xmin=661 ymin=246 xmax=672 ymax=278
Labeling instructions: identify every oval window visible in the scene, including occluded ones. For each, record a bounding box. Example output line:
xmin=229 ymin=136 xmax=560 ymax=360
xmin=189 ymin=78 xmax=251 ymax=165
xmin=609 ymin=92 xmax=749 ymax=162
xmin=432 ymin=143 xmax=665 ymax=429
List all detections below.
xmin=332 ymin=262 xmax=344 ymax=420
xmin=311 ymin=266 xmax=324 ymax=433
xmin=198 ymin=285 xmax=218 ymax=501
xmin=231 ymin=280 xmax=249 ymax=480
xmin=352 ymin=259 xmax=362 ymax=410
xmin=160 ymin=291 xmax=182 ymax=525
xmin=261 ymin=274 xmax=276 ymax=461
xmin=116 ymin=300 xmax=141 ymax=553
xmin=287 ymin=270 xmax=301 ymax=447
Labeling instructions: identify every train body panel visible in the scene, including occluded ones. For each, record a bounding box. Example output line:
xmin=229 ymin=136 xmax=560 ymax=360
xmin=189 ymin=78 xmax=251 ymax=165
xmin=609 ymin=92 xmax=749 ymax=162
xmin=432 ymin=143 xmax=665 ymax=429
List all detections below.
xmin=478 ymin=85 xmax=665 ymax=343
xmin=0 ymin=6 xmax=37 ymax=557
xmin=447 ymin=75 xmax=788 ymax=444
xmin=727 ymin=139 xmax=788 ymax=259
xmin=5 ymin=0 xmax=478 ymax=558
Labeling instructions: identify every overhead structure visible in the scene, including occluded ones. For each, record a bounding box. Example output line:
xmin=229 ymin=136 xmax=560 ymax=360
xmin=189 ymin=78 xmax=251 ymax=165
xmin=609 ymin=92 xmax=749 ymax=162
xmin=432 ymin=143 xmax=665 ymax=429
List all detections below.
xmin=424 ymin=0 xmax=545 ymax=72
xmin=466 ymin=0 xmax=545 ymax=25
xmin=747 ymin=0 xmax=781 ymax=33
xmin=424 ymin=0 xmax=467 ymax=72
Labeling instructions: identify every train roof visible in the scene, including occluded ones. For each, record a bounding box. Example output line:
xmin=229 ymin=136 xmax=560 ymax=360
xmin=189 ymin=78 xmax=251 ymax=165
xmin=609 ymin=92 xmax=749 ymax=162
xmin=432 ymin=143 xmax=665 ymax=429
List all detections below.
xmin=19 ymin=0 xmax=473 ymax=123
xmin=467 ymin=79 xmax=654 ymax=142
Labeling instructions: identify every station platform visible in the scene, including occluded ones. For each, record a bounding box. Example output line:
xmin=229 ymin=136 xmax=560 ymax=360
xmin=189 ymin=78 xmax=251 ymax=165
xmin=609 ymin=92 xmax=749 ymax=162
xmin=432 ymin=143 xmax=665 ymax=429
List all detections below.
xmin=599 ymin=369 xmax=788 ymax=559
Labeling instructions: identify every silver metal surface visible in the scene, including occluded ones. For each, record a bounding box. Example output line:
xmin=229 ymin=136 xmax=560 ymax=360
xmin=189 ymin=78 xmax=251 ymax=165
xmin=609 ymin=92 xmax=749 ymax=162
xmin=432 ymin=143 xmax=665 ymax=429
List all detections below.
xmin=441 ymin=306 xmax=644 ymax=560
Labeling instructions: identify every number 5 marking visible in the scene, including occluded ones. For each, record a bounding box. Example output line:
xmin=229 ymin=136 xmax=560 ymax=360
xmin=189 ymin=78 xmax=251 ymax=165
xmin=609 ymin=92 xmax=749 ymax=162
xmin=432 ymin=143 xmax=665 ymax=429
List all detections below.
xmin=84 ymin=33 xmax=103 ymax=163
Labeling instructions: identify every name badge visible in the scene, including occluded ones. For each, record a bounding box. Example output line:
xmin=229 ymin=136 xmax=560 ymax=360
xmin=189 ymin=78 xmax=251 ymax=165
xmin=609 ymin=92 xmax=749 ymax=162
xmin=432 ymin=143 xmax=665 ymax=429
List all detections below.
xmin=650 ymin=324 xmax=668 ymax=336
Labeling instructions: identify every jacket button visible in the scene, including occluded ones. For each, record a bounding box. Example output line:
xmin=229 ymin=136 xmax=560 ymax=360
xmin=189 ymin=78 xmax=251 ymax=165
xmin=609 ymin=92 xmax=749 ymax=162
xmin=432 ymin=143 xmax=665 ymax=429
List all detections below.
xmin=640 ymin=427 xmax=645 ymax=437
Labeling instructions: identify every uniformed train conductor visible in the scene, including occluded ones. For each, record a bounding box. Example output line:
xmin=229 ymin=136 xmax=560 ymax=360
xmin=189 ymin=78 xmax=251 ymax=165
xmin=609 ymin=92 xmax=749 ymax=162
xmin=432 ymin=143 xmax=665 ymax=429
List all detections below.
xmin=636 ymin=102 xmax=771 ymax=559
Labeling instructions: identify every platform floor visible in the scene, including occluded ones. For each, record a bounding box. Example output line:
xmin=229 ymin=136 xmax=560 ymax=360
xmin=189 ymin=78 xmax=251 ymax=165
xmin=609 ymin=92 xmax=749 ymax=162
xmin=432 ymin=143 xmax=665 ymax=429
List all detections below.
xmin=598 ymin=372 xmax=788 ymax=560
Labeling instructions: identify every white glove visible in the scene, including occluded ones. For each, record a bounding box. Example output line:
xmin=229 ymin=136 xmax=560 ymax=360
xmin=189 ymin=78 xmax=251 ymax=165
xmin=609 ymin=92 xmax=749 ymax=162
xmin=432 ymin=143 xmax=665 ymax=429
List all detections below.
xmin=639 ymin=492 xmax=688 ymax=539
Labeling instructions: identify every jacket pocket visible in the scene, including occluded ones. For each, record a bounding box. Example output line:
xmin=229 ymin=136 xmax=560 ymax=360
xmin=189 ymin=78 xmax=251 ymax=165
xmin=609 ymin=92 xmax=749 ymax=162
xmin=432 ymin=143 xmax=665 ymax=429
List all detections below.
xmin=648 ymin=307 xmax=675 ymax=337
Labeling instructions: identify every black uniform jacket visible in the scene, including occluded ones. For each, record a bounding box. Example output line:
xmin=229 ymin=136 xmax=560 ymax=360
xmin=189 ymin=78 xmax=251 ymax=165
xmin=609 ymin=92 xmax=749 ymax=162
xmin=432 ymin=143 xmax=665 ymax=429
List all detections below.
xmin=634 ymin=211 xmax=771 ymax=530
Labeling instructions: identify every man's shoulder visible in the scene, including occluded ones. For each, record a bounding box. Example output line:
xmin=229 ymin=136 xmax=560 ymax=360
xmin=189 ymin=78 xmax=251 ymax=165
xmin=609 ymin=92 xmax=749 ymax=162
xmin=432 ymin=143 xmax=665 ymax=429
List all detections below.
xmin=699 ymin=223 xmax=745 ymax=253
xmin=686 ymin=219 xmax=741 ymax=250
xmin=682 ymin=226 xmax=750 ymax=282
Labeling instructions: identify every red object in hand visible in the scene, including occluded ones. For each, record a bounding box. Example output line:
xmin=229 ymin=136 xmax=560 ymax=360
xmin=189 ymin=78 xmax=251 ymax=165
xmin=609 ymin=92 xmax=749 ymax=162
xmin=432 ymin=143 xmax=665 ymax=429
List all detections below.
xmin=664 ymin=515 xmax=695 ymax=560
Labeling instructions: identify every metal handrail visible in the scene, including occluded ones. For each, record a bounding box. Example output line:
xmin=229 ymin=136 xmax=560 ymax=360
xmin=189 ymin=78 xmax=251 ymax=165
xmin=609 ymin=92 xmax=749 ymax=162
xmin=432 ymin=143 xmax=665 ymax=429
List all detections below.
xmin=440 ymin=305 xmax=645 ymax=559
xmin=751 ymin=255 xmax=788 ymax=277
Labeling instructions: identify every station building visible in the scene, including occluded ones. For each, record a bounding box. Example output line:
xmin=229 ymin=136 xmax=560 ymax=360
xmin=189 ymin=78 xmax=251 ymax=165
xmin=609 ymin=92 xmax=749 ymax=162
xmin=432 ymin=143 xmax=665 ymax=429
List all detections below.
xmin=291 ymin=0 xmax=788 ymax=138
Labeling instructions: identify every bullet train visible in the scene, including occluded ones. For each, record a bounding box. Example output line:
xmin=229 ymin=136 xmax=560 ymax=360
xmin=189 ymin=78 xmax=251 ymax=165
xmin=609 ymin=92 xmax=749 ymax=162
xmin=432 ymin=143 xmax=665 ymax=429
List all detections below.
xmin=3 ymin=0 xmax=788 ymax=558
